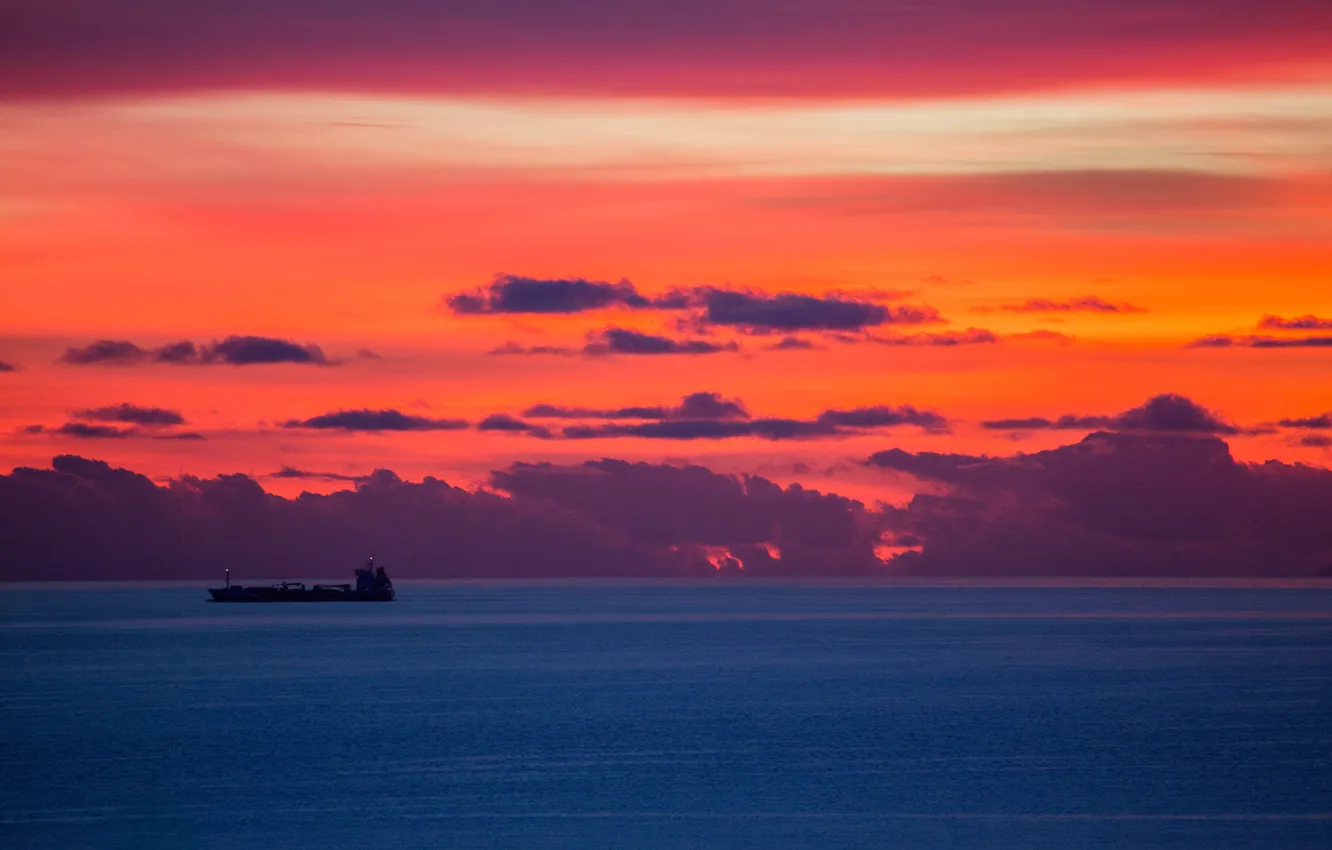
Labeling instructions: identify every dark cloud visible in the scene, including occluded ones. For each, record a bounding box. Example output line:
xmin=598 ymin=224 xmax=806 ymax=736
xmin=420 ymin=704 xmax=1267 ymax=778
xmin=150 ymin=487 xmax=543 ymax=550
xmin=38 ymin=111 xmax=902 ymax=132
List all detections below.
xmin=76 ymin=404 xmax=186 ymax=428
xmin=525 ymin=403 xmax=666 ymax=420
xmin=491 ymin=330 xmax=739 ymax=357
xmin=283 ymin=409 xmax=469 ymax=432
xmin=0 ymin=455 xmax=882 ymax=580
xmin=523 ymin=393 xmax=747 ymax=422
xmin=47 ymin=423 xmax=135 ymax=439
xmin=765 ymin=336 xmax=822 ymax=350
xmin=868 ymin=429 xmax=1332 ymax=576
xmin=1000 ymin=296 xmax=1146 ymax=313
xmin=584 ymin=328 xmax=737 ymax=356
xmin=25 ymin=423 xmax=204 ymax=440
xmin=530 ymin=393 xmax=745 ymax=421
xmin=691 ymin=288 xmax=939 ymax=333
xmin=464 ymin=282 xmax=944 ymax=346
xmin=1280 ymin=414 xmax=1332 ymax=429
xmin=477 ymin=414 xmax=552 ymax=438
xmin=355 ymin=348 xmax=383 ymax=359
xmin=59 ymin=337 xmax=334 ymax=366
xmin=448 ymin=275 xmax=649 ymax=314
xmin=1301 ymin=435 xmax=1332 ymax=448
xmin=154 ymin=341 xmax=198 ymax=363
xmin=817 ymin=405 xmax=949 ymax=433
xmin=1188 ymin=335 xmax=1236 ymax=348
xmin=561 ymin=403 xmax=948 ymax=441
xmin=1249 ymin=337 xmax=1332 ymax=348
xmin=24 ymin=404 xmax=199 ymax=439
xmin=491 ymin=460 xmax=882 ymax=575
xmin=59 ymin=340 xmax=150 ymax=366
xmin=1258 ymin=314 xmax=1332 ymax=330
xmin=269 ymin=466 xmax=367 ymax=483
xmin=201 ymin=336 xmax=329 ymax=365
xmin=1106 ymin=394 xmax=1238 ymax=433
xmin=1188 ymin=334 xmax=1332 ymax=349
xmin=564 ymin=419 xmax=831 ymax=441
xmin=982 ymin=394 xmax=1238 ymax=435
xmin=676 ymin=392 xmax=750 ymax=420
xmin=0 ymin=360 xmax=17 ymax=372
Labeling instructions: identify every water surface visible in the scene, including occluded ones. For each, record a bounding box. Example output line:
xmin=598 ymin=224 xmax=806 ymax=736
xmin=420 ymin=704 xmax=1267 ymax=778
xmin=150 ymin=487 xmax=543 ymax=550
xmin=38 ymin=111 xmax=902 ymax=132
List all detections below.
xmin=2 ymin=581 xmax=1330 ymax=848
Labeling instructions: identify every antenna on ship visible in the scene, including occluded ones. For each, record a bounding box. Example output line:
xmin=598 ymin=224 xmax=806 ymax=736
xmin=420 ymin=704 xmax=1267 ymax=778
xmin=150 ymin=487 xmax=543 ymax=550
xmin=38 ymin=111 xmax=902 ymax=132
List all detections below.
xmin=225 ymin=568 xmax=230 ymax=590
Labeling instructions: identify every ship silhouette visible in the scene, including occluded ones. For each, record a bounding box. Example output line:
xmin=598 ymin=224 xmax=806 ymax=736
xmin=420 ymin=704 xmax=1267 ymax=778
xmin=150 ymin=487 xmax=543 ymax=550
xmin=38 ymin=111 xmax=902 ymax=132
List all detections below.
xmin=208 ymin=558 xmax=395 ymax=602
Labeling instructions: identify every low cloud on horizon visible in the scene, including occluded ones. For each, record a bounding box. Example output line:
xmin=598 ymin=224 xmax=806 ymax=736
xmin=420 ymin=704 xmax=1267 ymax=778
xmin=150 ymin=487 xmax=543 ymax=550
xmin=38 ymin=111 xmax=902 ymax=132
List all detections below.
xmin=4 ymin=391 xmax=1330 ymax=581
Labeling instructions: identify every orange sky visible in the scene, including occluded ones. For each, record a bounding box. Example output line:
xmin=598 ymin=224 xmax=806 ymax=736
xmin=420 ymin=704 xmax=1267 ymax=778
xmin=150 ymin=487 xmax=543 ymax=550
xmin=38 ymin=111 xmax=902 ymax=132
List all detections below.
xmin=2 ymin=20 xmax=1331 ymax=497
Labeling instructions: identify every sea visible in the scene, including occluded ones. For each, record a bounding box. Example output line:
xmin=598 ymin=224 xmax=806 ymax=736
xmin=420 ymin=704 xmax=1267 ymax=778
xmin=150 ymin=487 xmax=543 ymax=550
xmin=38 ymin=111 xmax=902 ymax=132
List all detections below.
xmin=2 ymin=580 xmax=1330 ymax=849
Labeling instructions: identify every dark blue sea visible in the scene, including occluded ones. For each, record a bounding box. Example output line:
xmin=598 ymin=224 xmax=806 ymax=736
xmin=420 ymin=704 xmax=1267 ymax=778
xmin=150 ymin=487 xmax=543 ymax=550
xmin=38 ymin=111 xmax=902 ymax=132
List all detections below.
xmin=2 ymin=581 xmax=1330 ymax=849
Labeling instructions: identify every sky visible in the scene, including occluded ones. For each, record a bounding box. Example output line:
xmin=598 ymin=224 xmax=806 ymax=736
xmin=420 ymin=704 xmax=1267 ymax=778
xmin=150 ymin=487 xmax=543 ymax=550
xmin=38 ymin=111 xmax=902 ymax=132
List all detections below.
xmin=1 ymin=2 xmax=1330 ymax=578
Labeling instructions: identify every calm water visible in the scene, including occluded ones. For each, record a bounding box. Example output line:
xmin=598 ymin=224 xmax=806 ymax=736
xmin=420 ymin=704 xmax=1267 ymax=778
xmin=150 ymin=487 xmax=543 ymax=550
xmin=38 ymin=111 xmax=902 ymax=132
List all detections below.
xmin=2 ymin=581 xmax=1330 ymax=848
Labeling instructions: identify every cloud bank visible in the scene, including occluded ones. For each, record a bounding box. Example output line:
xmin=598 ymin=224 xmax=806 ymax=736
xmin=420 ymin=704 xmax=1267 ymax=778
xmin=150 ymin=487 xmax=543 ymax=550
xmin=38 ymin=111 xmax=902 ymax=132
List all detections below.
xmin=6 ymin=412 xmax=1331 ymax=581
xmin=0 ymin=456 xmax=882 ymax=580
xmin=870 ymin=428 xmax=1332 ymax=576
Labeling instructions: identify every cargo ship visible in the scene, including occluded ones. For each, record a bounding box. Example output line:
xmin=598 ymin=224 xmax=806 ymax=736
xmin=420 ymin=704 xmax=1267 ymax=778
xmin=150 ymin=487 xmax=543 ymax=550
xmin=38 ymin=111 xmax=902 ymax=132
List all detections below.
xmin=208 ymin=558 xmax=395 ymax=602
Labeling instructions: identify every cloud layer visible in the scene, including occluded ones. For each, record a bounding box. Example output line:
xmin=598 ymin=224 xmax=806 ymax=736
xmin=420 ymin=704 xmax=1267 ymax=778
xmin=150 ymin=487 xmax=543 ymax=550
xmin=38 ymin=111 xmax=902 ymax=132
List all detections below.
xmin=455 ymin=277 xmax=949 ymax=351
xmin=76 ymin=404 xmax=186 ymax=427
xmin=870 ymin=428 xmax=1332 ymax=576
xmin=524 ymin=392 xmax=749 ymax=421
xmin=6 ymin=408 xmax=1331 ymax=581
xmin=0 ymin=455 xmax=882 ymax=580
xmin=512 ymin=393 xmax=949 ymax=440
xmin=982 ymin=394 xmax=1238 ymax=434
xmin=283 ymin=409 xmax=469 ymax=432
xmin=24 ymin=403 xmax=199 ymax=441
xmin=60 ymin=337 xmax=334 ymax=366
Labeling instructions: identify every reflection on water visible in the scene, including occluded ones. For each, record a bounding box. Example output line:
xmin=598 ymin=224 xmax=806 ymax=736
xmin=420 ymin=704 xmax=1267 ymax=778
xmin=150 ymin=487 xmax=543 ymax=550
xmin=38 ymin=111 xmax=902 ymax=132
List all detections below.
xmin=2 ymin=582 xmax=1330 ymax=848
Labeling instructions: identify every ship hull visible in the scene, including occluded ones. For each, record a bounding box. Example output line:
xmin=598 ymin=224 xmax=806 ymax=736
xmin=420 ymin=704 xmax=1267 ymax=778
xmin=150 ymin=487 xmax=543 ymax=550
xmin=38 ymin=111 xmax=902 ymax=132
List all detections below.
xmin=208 ymin=587 xmax=394 ymax=602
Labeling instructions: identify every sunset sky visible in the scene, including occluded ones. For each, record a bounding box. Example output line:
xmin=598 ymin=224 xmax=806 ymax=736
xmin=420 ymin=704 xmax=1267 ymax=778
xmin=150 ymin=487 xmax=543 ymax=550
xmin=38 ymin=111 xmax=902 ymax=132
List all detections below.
xmin=2 ymin=2 xmax=1331 ymax=577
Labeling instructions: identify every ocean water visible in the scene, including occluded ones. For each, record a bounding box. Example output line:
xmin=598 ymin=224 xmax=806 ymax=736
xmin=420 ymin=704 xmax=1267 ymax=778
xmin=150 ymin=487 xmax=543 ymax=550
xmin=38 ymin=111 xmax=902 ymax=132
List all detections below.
xmin=1 ymin=581 xmax=1330 ymax=849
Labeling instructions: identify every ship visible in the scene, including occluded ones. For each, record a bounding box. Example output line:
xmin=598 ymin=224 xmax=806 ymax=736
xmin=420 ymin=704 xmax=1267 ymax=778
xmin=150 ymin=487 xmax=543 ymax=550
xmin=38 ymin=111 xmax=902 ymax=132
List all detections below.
xmin=208 ymin=558 xmax=395 ymax=602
